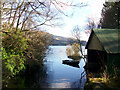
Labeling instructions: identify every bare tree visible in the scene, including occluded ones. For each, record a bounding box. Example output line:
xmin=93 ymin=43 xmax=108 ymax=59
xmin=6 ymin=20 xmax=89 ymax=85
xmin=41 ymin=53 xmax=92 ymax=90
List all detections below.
xmin=86 ymin=17 xmax=96 ymax=30
xmin=2 ymin=0 xmax=59 ymax=32
xmin=72 ymin=25 xmax=86 ymax=63
xmin=1 ymin=0 xmax=87 ymax=33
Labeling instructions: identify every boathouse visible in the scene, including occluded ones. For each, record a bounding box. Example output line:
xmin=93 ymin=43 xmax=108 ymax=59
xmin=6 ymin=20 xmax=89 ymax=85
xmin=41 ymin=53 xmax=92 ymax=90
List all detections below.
xmin=85 ymin=29 xmax=120 ymax=75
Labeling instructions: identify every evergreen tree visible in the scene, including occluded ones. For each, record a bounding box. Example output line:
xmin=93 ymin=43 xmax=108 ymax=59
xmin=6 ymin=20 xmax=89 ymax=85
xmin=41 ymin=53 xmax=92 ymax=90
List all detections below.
xmin=100 ymin=2 xmax=120 ymax=29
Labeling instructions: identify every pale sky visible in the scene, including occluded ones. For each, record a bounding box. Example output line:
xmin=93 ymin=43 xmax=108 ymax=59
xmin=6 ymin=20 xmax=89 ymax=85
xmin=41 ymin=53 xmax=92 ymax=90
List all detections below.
xmin=47 ymin=0 xmax=105 ymax=41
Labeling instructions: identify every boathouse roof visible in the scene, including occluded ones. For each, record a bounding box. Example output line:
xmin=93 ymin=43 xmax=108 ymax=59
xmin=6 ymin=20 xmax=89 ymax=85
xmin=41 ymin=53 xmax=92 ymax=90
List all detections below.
xmin=85 ymin=29 xmax=120 ymax=53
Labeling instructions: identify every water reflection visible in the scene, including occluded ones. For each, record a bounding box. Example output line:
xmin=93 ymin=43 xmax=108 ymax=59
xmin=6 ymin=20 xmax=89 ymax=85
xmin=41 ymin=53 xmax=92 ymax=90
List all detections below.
xmin=44 ymin=46 xmax=87 ymax=88
xmin=7 ymin=65 xmax=48 ymax=88
xmin=7 ymin=46 xmax=87 ymax=88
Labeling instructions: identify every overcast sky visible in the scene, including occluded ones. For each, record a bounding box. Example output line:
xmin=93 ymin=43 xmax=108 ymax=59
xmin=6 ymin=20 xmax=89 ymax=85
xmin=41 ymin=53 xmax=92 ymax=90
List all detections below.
xmin=47 ymin=0 xmax=105 ymax=41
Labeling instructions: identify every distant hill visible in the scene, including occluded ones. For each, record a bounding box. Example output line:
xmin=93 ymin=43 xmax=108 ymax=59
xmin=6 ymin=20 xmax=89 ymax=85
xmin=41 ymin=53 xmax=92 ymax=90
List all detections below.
xmin=50 ymin=35 xmax=86 ymax=46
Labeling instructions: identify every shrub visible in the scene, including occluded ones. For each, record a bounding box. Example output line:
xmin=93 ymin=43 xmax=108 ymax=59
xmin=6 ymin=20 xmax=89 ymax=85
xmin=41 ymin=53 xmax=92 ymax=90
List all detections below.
xmin=2 ymin=31 xmax=28 ymax=87
xmin=24 ymin=31 xmax=52 ymax=67
xmin=66 ymin=43 xmax=81 ymax=56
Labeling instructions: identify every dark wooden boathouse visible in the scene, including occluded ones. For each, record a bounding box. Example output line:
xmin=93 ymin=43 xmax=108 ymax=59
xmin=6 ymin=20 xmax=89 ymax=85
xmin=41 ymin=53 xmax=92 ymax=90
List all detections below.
xmin=85 ymin=29 xmax=120 ymax=75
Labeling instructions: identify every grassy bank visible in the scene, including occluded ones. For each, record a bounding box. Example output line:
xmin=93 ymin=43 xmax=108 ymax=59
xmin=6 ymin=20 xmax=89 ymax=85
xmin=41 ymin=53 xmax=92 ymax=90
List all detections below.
xmin=84 ymin=71 xmax=120 ymax=89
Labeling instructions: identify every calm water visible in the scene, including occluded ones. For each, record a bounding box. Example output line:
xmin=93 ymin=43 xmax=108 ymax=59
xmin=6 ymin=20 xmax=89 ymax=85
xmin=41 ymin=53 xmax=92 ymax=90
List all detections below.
xmin=7 ymin=46 xmax=87 ymax=88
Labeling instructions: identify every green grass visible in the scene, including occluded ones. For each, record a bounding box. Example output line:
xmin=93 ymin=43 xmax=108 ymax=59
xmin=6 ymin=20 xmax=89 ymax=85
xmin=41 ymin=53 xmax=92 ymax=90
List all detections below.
xmin=85 ymin=77 xmax=120 ymax=89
